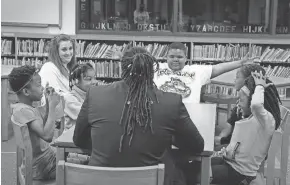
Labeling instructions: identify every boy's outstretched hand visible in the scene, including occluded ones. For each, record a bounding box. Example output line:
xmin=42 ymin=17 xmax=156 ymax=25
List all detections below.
xmin=240 ymin=53 xmax=261 ymax=65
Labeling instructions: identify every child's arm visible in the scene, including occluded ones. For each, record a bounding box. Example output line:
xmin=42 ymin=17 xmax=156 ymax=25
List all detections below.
xmin=250 ymin=71 xmax=274 ymax=127
xmin=211 ymin=54 xmax=259 ymax=79
xmin=29 ymin=91 xmax=60 ymax=142
xmin=63 ymin=93 xmax=82 ymax=120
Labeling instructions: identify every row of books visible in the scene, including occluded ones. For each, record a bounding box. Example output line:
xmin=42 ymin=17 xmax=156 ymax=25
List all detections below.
xmin=2 ymin=37 xmax=289 ymax=63
xmin=75 ymin=41 xmax=129 ymax=59
xmin=192 ymin=44 xmax=290 ymax=62
xmin=192 ymin=44 xmax=250 ymax=61
xmin=1 ymin=57 xmax=46 ymax=68
xmin=264 ymin=65 xmax=290 ymax=78
xmin=205 ymin=83 xmax=289 ymax=99
xmin=259 ymin=47 xmax=290 ymax=62
xmin=17 ymin=39 xmax=50 ymax=57
xmin=204 ymin=84 xmax=239 ymax=97
xmin=135 ymin=42 xmax=189 ymax=59
xmin=79 ymin=60 xmax=122 ymax=78
xmin=75 ymin=41 xmax=189 ymax=60
xmin=1 ymin=39 xmax=13 ymax=55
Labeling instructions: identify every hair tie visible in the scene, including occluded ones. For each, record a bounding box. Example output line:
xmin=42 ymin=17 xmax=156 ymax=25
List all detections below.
xmin=15 ymin=71 xmax=38 ymax=93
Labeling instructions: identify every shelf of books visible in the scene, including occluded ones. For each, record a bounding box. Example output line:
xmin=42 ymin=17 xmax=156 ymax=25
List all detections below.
xmin=1 ymin=33 xmax=290 ymax=100
xmin=1 ymin=34 xmax=53 ymax=69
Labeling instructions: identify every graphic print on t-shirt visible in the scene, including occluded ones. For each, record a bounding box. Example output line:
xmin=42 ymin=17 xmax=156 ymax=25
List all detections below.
xmin=157 ymin=68 xmax=195 ymax=98
xmin=160 ymin=77 xmax=191 ymax=98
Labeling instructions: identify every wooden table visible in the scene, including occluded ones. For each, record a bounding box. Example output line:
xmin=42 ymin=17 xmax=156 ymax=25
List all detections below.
xmin=53 ymin=127 xmax=213 ymax=185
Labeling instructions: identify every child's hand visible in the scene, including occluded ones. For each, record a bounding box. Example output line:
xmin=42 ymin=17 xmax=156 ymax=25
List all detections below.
xmin=251 ymin=70 xmax=273 ymax=88
xmin=47 ymin=90 xmax=61 ymax=108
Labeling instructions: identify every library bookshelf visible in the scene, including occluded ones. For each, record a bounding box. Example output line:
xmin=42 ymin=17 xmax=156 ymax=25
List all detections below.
xmin=1 ymin=32 xmax=290 ymax=140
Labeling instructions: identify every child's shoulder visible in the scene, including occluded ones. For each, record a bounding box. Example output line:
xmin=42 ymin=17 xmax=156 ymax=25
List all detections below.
xmin=11 ymin=103 xmax=41 ymax=125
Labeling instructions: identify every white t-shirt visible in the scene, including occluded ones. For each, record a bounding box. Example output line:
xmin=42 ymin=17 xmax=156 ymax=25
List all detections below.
xmin=154 ymin=63 xmax=213 ymax=103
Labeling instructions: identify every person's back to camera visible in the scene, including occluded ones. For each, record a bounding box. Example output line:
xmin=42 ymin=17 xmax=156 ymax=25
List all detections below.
xmin=8 ymin=65 xmax=60 ymax=180
xmin=63 ymin=63 xmax=96 ymax=131
xmin=73 ymin=46 xmax=204 ymax=168
xmin=211 ymin=68 xmax=281 ymax=185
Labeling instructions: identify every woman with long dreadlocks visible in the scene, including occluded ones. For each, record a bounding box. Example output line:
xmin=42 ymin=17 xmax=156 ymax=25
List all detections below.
xmin=211 ymin=70 xmax=281 ymax=185
xmin=73 ymin=47 xmax=204 ymax=184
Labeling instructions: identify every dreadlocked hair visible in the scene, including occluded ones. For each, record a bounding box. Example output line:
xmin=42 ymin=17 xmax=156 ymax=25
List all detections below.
xmin=243 ymin=72 xmax=281 ymax=130
xmin=69 ymin=63 xmax=94 ymax=90
xmin=8 ymin=65 xmax=37 ymax=93
xmin=119 ymin=47 xmax=159 ymax=152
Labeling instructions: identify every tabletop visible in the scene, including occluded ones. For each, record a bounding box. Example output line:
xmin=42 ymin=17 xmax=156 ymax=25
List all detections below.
xmin=53 ymin=126 xmax=213 ymax=157
xmin=53 ymin=126 xmax=76 ymax=148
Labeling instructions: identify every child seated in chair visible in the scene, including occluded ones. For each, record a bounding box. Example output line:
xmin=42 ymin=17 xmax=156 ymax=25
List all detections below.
xmin=63 ymin=63 xmax=95 ymax=164
xmin=8 ymin=65 xmax=60 ymax=180
xmin=211 ymin=70 xmax=281 ymax=185
xmin=214 ymin=64 xmax=271 ymax=151
xmin=63 ymin=63 xmax=96 ymax=131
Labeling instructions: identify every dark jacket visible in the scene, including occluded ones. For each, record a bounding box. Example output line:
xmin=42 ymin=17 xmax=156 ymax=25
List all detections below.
xmin=73 ymin=80 xmax=204 ymax=167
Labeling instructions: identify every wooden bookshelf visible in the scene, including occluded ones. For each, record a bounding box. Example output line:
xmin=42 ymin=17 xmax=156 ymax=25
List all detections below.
xmin=1 ymin=32 xmax=290 ymax=140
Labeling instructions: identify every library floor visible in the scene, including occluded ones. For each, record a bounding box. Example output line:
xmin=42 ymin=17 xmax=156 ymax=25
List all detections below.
xmin=1 ymin=131 xmax=290 ymax=185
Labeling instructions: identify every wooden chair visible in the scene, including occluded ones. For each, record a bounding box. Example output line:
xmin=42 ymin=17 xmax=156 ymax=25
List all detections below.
xmin=57 ymin=160 xmax=164 ymax=185
xmin=259 ymin=105 xmax=290 ymax=185
xmin=11 ymin=119 xmax=56 ymax=185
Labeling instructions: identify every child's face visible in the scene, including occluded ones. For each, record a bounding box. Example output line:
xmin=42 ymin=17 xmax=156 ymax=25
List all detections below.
xmin=25 ymin=74 xmax=44 ymax=101
xmin=234 ymin=69 xmax=246 ymax=90
xmin=78 ymin=69 xmax=95 ymax=92
xmin=238 ymin=90 xmax=251 ymax=117
xmin=167 ymin=49 xmax=187 ymax=71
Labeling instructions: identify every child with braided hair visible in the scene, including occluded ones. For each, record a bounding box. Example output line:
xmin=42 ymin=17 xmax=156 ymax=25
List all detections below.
xmin=8 ymin=65 xmax=60 ymax=180
xmin=211 ymin=70 xmax=281 ymax=185
xmin=214 ymin=64 xmax=282 ymax=150
xmin=63 ymin=63 xmax=96 ymax=131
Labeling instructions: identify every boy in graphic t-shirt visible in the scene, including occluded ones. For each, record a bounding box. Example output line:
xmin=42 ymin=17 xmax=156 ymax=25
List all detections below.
xmin=154 ymin=42 xmax=258 ymax=104
xmin=154 ymin=42 xmax=258 ymax=185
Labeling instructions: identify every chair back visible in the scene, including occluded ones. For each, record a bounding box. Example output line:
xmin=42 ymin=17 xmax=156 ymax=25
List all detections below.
xmin=11 ymin=119 xmax=33 ymax=185
xmin=57 ymin=160 xmax=164 ymax=185
xmin=264 ymin=105 xmax=290 ymax=185
xmin=12 ymin=118 xmax=56 ymax=185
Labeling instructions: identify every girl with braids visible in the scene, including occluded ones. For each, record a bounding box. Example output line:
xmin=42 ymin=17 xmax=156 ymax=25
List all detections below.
xmin=215 ymin=64 xmax=282 ymax=149
xmin=73 ymin=47 xmax=204 ymax=185
xmin=211 ymin=70 xmax=281 ymax=185
xmin=63 ymin=63 xmax=95 ymax=131
xmin=8 ymin=65 xmax=60 ymax=180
